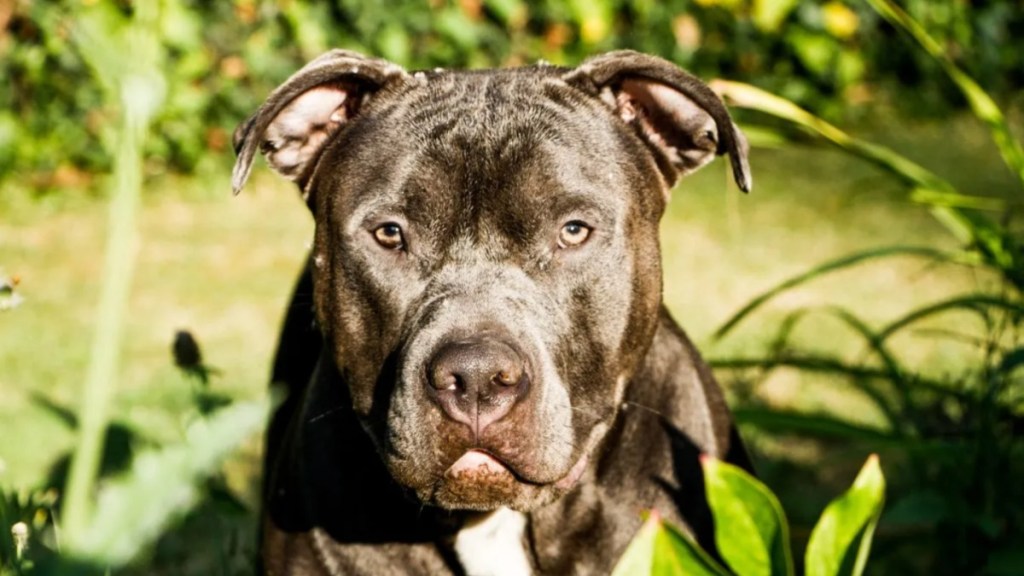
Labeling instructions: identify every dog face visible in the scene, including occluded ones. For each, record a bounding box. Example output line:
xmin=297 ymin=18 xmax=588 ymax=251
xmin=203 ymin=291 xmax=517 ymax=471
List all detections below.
xmin=233 ymin=51 xmax=750 ymax=512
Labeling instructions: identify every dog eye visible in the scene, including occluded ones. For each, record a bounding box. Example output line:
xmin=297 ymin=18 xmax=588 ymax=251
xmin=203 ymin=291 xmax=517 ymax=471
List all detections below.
xmin=558 ymin=221 xmax=591 ymax=249
xmin=373 ymin=223 xmax=405 ymax=250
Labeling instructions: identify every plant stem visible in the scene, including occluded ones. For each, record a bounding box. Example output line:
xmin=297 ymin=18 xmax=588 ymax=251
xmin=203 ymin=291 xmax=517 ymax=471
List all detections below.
xmin=62 ymin=106 xmax=144 ymax=547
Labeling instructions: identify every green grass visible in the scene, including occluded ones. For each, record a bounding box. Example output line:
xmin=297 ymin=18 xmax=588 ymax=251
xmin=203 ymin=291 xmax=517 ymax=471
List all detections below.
xmin=0 ymin=171 xmax=311 ymax=491
xmin=667 ymin=114 xmax=1009 ymax=377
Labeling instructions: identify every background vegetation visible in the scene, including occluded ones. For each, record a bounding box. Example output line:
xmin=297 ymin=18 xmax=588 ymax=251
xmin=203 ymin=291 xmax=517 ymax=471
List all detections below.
xmin=1 ymin=0 xmax=1022 ymax=574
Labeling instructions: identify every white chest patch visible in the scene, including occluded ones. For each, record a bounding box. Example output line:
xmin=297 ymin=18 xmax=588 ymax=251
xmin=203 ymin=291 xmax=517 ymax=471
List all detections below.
xmin=454 ymin=507 xmax=533 ymax=576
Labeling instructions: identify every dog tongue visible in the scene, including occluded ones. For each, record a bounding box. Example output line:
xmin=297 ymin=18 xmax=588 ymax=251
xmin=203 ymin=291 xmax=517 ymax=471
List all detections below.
xmin=447 ymin=450 xmax=510 ymax=476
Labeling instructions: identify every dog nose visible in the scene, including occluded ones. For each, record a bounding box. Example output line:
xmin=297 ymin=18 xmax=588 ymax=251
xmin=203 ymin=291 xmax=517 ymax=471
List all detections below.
xmin=427 ymin=338 xmax=529 ymax=435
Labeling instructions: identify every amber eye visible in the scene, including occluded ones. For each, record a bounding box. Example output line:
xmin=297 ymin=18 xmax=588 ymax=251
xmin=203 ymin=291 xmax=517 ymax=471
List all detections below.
xmin=373 ymin=223 xmax=405 ymax=250
xmin=558 ymin=220 xmax=591 ymax=248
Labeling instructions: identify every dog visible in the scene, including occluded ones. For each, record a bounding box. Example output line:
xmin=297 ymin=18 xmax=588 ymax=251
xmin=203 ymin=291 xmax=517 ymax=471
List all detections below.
xmin=232 ymin=49 xmax=753 ymax=575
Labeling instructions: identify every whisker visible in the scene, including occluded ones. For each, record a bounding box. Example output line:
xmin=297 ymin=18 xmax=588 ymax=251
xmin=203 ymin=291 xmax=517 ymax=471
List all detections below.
xmin=307 ymin=404 xmax=346 ymax=423
xmin=569 ymin=405 xmax=603 ymax=419
xmin=621 ymin=401 xmax=666 ymax=420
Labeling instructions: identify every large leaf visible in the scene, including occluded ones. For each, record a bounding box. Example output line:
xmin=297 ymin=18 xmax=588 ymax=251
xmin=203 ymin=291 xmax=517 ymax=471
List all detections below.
xmin=805 ymin=455 xmax=886 ymax=576
xmin=655 ymin=522 xmax=734 ymax=576
xmin=703 ymin=457 xmax=793 ymax=576
xmin=612 ymin=514 xmax=659 ymax=576
xmin=65 ymin=396 xmax=271 ymax=566
xmin=612 ymin=513 xmax=731 ymax=576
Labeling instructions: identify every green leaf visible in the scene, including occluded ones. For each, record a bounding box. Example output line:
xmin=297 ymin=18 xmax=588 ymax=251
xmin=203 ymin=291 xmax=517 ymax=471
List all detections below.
xmin=613 ymin=513 xmax=658 ymax=576
xmin=655 ymin=522 xmax=733 ymax=576
xmin=863 ymin=0 xmax=1024 ymax=189
xmin=703 ymin=457 xmax=793 ymax=576
xmin=612 ymin=513 xmax=731 ymax=576
xmin=484 ymin=0 xmax=527 ymax=27
xmin=752 ymin=0 xmax=801 ymax=32
xmin=805 ymin=455 xmax=886 ymax=576
xmin=65 ymin=396 xmax=271 ymax=566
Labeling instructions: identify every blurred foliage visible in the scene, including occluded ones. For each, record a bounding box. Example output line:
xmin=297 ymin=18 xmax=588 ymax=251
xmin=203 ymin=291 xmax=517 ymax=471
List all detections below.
xmin=709 ymin=0 xmax=1024 ymax=573
xmin=2 ymin=0 xmax=1023 ymax=191
xmin=1 ymin=362 xmax=268 ymax=576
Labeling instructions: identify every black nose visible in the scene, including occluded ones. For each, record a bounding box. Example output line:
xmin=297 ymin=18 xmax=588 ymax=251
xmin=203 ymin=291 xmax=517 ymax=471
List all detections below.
xmin=427 ymin=338 xmax=529 ymax=435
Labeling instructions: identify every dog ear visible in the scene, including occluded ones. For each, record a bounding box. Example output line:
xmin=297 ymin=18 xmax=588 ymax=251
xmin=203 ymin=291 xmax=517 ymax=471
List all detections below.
xmin=232 ymin=50 xmax=408 ymax=198
xmin=563 ymin=50 xmax=751 ymax=193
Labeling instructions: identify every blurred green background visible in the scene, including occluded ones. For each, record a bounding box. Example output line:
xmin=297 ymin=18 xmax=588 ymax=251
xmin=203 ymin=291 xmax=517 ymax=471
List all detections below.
xmin=1 ymin=0 xmax=1022 ymax=574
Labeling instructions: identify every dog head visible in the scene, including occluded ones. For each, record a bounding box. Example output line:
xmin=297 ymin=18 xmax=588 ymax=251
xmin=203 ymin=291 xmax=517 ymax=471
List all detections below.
xmin=234 ymin=50 xmax=750 ymax=512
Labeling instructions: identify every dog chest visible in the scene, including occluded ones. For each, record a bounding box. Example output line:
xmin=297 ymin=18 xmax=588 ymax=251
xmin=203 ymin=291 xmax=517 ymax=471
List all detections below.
xmin=453 ymin=507 xmax=532 ymax=576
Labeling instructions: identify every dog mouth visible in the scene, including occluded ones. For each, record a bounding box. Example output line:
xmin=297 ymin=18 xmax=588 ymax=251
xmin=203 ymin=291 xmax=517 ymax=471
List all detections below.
xmin=436 ymin=448 xmax=590 ymax=509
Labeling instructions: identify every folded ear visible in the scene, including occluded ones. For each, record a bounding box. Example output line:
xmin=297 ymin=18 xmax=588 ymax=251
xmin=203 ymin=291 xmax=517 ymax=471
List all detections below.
xmin=232 ymin=50 xmax=408 ymax=199
xmin=563 ymin=50 xmax=751 ymax=193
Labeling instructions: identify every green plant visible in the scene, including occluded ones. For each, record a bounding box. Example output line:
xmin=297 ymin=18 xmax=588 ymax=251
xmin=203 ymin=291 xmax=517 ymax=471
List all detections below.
xmin=1 ymin=5 xmax=269 ymax=575
xmin=3 ymin=1 xmax=1023 ymax=193
xmin=705 ymin=0 xmax=1024 ymax=573
xmin=613 ymin=455 xmax=885 ymax=575
xmin=1 ymin=398 xmax=269 ymax=576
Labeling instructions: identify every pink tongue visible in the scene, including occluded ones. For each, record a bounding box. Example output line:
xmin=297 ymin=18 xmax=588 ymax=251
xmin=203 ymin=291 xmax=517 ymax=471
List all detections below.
xmin=447 ymin=450 xmax=509 ymax=475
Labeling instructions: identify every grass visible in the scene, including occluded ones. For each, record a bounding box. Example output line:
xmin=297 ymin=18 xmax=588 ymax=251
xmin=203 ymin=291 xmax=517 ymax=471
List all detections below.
xmin=0 ymin=111 xmax=1019 ymax=570
xmin=666 ymin=113 xmax=1011 ymax=375
xmin=0 ymin=170 xmax=311 ymax=491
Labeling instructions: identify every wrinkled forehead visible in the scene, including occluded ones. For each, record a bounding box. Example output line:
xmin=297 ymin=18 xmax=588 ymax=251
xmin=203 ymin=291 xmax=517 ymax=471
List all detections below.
xmin=323 ymin=69 xmax=649 ymax=224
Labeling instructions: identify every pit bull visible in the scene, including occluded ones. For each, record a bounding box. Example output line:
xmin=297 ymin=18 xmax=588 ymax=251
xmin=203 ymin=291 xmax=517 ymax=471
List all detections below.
xmin=232 ymin=49 xmax=754 ymax=575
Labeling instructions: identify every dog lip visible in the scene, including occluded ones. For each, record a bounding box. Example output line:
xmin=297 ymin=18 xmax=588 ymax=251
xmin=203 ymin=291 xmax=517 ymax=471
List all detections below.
xmin=445 ymin=448 xmax=590 ymax=491
xmin=553 ymin=453 xmax=589 ymax=490
xmin=445 ymin=449 xmax=512 ymax=477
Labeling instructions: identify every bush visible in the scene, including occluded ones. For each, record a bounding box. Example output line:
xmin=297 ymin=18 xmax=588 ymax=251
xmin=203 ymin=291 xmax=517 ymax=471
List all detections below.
xmin=2 ymin=0 xmax=1021 ymax=191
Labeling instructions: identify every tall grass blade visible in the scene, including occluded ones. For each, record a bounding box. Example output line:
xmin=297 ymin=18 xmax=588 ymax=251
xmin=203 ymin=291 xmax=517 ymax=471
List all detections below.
xmin=863 ymin=0 xmax=1024 ymax=189
xmin=710 ymin=80 xmax=1011 ymax=257
xmin=733 ymin=408 xmax=900 ymax=445
xmin=766 ymin=314 xmax=902 ymax=427
xmin=876 ymin=294 xmax=1024 ymax=343
xmin=713 ymin=246 xmax=951 ymax=340
xmin=712 ymin=355 xmax=969 ymax=400
xmin=710 ymin=80 xmax=956 ymax=194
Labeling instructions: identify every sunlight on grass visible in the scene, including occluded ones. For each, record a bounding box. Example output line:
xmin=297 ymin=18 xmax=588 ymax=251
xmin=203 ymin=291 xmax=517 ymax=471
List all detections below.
xmin=0 ymin=174 xmax=310 ymax=489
